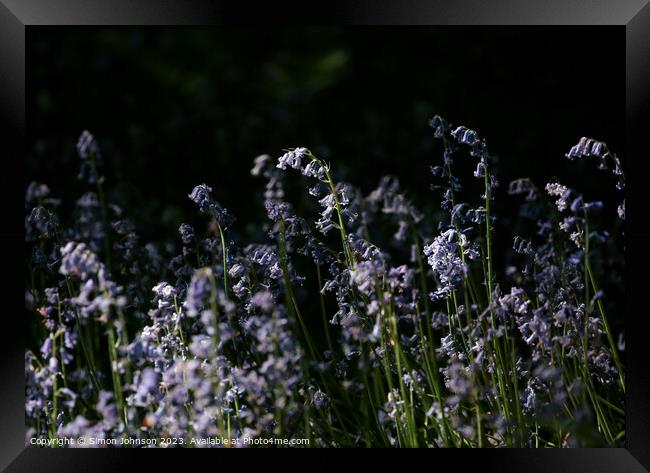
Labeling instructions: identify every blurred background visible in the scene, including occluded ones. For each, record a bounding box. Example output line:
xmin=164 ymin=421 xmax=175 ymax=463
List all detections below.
xmin=27 ymin=26 xmax=624 ymax=263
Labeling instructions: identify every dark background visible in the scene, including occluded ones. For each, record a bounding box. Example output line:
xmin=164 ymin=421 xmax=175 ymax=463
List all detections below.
xmin=27 ymin=27 xmax=624 ymax=245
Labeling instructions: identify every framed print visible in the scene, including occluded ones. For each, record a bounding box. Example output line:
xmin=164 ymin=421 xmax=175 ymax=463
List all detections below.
xmin=1 ymin=0 xmax=649 ymax=471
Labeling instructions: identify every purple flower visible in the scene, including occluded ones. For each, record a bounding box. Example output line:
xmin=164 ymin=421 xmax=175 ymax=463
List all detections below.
xmin=617 ymin=200 xmax=625 ymax=220
xmin=189 ymin=184 xmax=234 ymax=228
xmin=28 ymin=206 xmax=57 ymax=238
xmin=178 ymin=223 xmax=195 ymax=245
xmin=545 ymin=182 xmax=571 ymax=212
xmin=423 ymin=229 xmax=467 ymax=300
xmin=76 ymin=130 xmax=100 ymax=160
xmin=185 ymin=269 xmax=213 ymax=317
xmin=428 ymin=115 xmax=449 ymax=138
xmin=566 ymin=137 xmax=608 ymax=160
xmin=508 ymin=179 xmax=537 ymax=201
xmin=250 ymin=291 xmax=274 ymax=312
xmin=60 ymin=242 xmax=105 ymax=281
xmin=277 ymin=147 xmax=309 ymax=171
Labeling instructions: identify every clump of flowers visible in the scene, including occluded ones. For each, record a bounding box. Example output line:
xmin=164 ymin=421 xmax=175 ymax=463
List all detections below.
xmin=25 ymin=119 xmax=624 ymax=448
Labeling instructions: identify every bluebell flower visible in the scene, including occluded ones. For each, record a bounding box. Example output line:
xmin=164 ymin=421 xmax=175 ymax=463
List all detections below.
xmin=130 ymin=368 xmax=160 ymax=407
xmin=28 ymin=206 xmax=57 ymax=238
xmin=246 ymin=244 xmax=283 ymax=280
xmin=428 ymin=115 xmax=449 ymax=138
xmin=451 ymin=126 xmax=486 ymax=157
xmin=452 ymin=126 xmax=479 ymax=146
xmin=25 ymin=182 xmax=51 ymax=204
xmin=178 ymin=223 xmax=195 ymax=245
xmin=423 ymin=229 xmax=467 ymax=300
xmin=189 ymin=184 xmax=234 ymax=228
xmin=545 ymin=182 xmax=571 ymax=212
xmin=302 ymin=159 xmax=326 ymax=179
xmin=59 ymin=242 xmax=105 ymax=281
xmin=96 ymin=391 xmax=118 ymax=427
xmin=617 ymin=200 xmax=625 ymax=220
xmin=566 ymin=137 xmax=607 ymax=160
xmin=570 ymin=196 xmax=584 ymax=212
xmin=58 ymin=387 xmax=78 ymax=410
xmin=76 ymin=131 xmax=102 ymax=183
xmin=583 ymin=201 xmax=603 ymax=212
xmin=350 ymin=260 xmax=384 ymax=296
xmin=442 ymin=356 xmax=472 ymax=403
xmin=185 ymin=268 xmax=214 ymax=317
xmin=228 ymin=263 xmax=246 ymax=279
xmin=513 ymin=236 xmax=534 ymax=255
xmin=308 ymin=387 xmax=330 ymax=410
xmin=277 ymin=147 xmax=310 ymax=171
xmin=188 ymin=184 xmax=214 ymax=212
xmin=250 ymin=291 xmax=274 ymax=312
xmin=264 ymin=199 xmax=291 ymax=222
xmin=251 ymin=154 xmax=271 ymax=177
xmin=473 ymin=161 xmax=486 ymax=178
xmin=508 ymin=178 xmax=537 ymax=201
xmin=76 ymin=130 xmax=100 ymax=160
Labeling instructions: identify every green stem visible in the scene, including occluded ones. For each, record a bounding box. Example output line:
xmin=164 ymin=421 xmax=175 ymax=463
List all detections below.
xmin=106 ymin=324 xmax=126 ymax=425
xmin=483 ymin=162 xmax=524 ymax=445
xmin=216 ymin=222 xmax=229 ymax=295
xmin=585 ymin=259 xmax=625 ymax=392
xmin=316 ymin=263 xmax=334 ymax=354
xmin=206 ymin=270 xmax=229 ymax=436
xmin=90 ymin=152 xmax=112 ymax=273
xmin=476 ymin=403 xmax=484 ymax=448
xmin=278 ymin=219 xmax=319 ymax=361
xmin=310 ymin=154 xmax=354 ymax=267
xmin=51 ymin=334 xmax=59 ymax=433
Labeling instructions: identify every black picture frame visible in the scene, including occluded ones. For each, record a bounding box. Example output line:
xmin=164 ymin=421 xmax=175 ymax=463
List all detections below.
xmin=2 ymin=1 xmax=648 ymax=470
